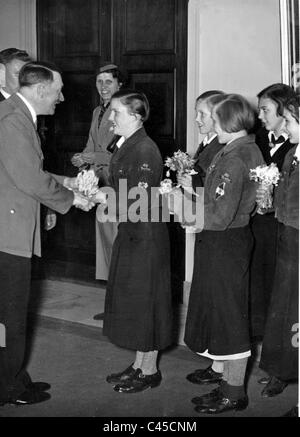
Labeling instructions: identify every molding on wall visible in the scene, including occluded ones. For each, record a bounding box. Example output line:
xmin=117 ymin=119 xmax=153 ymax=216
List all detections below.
xmin=279 ymin=0 xmax=290 ymax=84
xmin=185 ymin=0 xmax=199 ymax=285
xmin=19 ymin=0 xmax=37 ymax=59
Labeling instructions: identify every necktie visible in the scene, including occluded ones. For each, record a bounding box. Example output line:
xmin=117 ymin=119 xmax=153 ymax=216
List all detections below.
xmin=270 ymin=134 xmax=285 ymax=147
xmin=106 ymin=135 xmax=120 ymax=154
xmin=97 ymin=104 xmax=106 ymax=129
xmin=193 ymin=143 xmax=205 ymax=161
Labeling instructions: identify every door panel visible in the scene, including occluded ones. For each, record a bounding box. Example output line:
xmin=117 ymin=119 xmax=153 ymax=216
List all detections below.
xmin=36 ymin=0 xmax=187 ymax=300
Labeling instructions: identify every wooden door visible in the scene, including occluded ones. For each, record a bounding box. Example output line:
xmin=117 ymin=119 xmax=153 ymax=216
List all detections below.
xmin=36 ymin=0 xmax=187 ymax=301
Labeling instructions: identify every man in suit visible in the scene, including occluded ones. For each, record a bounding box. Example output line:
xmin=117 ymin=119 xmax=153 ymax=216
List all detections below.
xmin=0 ymin=61 xmax=93 ymax=406
xmin=0 ymin=49 xmax=58 ymax=232
xmin=0 ymin=48 xmax=31 ymax=101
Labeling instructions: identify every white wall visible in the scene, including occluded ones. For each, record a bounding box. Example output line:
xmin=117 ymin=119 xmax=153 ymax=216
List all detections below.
xmin=186 ymin=0 xmax=282 ymax=283
xmin=0 ymin=0 xmax=36 ymax=58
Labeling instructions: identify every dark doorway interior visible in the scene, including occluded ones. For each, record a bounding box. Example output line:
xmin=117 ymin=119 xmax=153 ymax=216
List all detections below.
xmin=35 ymin=0 xmax=188 ymax=303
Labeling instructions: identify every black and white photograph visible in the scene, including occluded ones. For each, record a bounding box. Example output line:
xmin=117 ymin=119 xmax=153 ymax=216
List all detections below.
xmin=0 ymin=0 xmax=298 ymax=425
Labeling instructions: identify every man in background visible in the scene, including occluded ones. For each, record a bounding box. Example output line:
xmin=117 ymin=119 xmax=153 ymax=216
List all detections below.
xmin=0 ymin=47 xmax=31 ymax=101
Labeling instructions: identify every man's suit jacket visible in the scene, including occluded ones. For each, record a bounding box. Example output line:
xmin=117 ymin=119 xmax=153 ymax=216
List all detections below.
xmin=0 ymin=94 xmax=74 ymax=258
xmin=255 ymin=127 xmax=294 ymax=171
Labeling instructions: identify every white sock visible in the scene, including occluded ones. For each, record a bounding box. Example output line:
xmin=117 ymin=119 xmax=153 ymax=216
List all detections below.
xmin=212 ymin=360 xmax=224 ymax=374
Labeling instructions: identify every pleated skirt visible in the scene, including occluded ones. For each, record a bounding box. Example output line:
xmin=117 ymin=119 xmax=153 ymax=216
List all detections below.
xmin=259 ymin=224 xmax=299 ymax=380
xmin=184 ymin=227 xmax=252 ymax=357
xmin=103 ymin=221 xmax=173 ymax=352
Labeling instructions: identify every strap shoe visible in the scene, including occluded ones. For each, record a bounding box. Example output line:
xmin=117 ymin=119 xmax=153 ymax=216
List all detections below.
xmin=27 ymin=381 xmax=51 ymax=392
xmin=258 ymin=376 xmax=271 ymax=384
xmin=261 ymin=376 xmax=288 ymax=397
xmin=113 ymin=370 xmax=162 ymax=393
xmin=191 ymin=387 xmax=223 ymax=405
xmin=7 ymin=389 xmax=51 ymax=406
xmin=106 ymin=364 xmax=141 ymax=384
xmin=282 ymin=406 xmax=298 ymax=417
xmin=187 ymin=365 xmax=223 ymax=384
xmin=195 ymin=395 xmax=248 ymax=414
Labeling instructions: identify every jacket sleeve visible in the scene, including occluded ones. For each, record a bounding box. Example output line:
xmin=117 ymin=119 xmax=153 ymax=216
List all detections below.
xmin=82 ymin=107 xmax=98 ymax=153
xmin=0 ymin=114 xmax=74 ymax=214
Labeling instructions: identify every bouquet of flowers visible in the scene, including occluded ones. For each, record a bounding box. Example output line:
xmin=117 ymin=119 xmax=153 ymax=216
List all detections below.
xmin=249 ymin=163 xmax=281 ymax=211
xmin=74 ymin=169 xmax=100 ymax=198
xmin=159 ymin=150 xmax=197 ymax=194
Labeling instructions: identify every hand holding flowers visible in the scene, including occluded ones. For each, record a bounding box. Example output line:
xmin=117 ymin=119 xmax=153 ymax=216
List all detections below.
xmin=159 ymin=150 xmax=197 ymax=195
xmin=66 ymin=169 xmax=107 ymax=211
xmin=249 ymin=163 xmax=280 ymax=213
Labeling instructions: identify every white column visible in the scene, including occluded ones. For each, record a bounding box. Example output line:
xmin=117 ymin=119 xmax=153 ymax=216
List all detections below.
xmin=0 ymin=0 xmax=36 ymax=59
xmin=19 ymin=0 xmax=37 ymax=59
xmin=176 ymin=0 xmax=201 ymax=346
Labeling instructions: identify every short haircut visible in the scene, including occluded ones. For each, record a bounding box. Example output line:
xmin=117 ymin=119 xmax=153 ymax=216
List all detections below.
xmin=196 ymin=90 xmax=224 ymax=104
xmin=285 ymin=94 xmax=300 ymax=123
xmin=18 ymin=61 xmax=62 ymax=88
xmin=214 ymin=94 xmax=255 ymax=133
xmin=257 ymin=83 xmax=297 ymax=116
xmin=111 ymin=88 xmax=150 ymax=122
xmin=96 ymin=64 xmax=126 ymax=86
xmin=0 ymin=48 xmax=31 ymax=64
xmin=205 ymin=93 xmax=228 ymax=111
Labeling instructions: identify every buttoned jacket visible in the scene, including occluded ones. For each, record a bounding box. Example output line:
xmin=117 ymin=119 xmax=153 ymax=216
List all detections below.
xmin=0 ymin=94 xmax=74 ymax=257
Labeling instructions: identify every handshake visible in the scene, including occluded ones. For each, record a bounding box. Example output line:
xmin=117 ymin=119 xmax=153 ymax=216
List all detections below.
xmin=64 ymin=177 xmax=107 ymax=212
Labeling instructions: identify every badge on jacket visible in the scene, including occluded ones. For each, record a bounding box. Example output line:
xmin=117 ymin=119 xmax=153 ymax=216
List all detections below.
xmin=221 ymin=172 xmax=232 ymax=183
xmin=215 ymin=182 xmax=225 ymax=199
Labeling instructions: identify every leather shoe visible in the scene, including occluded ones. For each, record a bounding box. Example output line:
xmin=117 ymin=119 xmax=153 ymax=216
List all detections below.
xmin=106 ymin=364 xmax=141 ymax=384
xmin=27 ymin=381 xmax=51 ymax=392
xmin=186 ymin=365 xmax=223 ymax=384
xmin=195 ymin=395 xmax=248 ymax=414
xmin=93 ymin=313 xmax=104 ymax=321
xmin=261 ymin=376 xmax=288 ymax=397
xmin=282 ymin=406 xmax=298 ymax=417
xmin=258 ymin=376 xmax=271 ymax=384
xmin=114 ymin=370 xmax=162 ymax=393
xmin=7 ymin=389 xmax=51 ymax=405
xmin=191 ymin=388 xmax=223 ymax=405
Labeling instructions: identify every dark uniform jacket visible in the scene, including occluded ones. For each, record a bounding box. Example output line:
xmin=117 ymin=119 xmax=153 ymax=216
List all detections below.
xmin=192 ymin=135 xmax=223 ymax=188
xmin=274 ymin=145 xmax=299 ymax=230
xmin=255 ymin=127 xmax=293 ymax=171
xmin=204 ymin=134 xmax=264 ymax=231
xmin=108 ymin=127 xmax=162 ymax=222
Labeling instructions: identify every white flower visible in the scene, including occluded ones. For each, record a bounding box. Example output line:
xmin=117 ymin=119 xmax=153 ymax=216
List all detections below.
xmin=75 ymin=169 xmax=99 ymax=198
xmin=164 ymin=149 xmax=195 ymax=176
xmin=159 ymin=178 xmax=173 ymax=194
xmin=250 ymin=163 xmax=281 ymax=211
xmin=249 ymin=163 xmax=280 ymax=186
xmin=138 ymin=181 xmax=148 ymax=189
